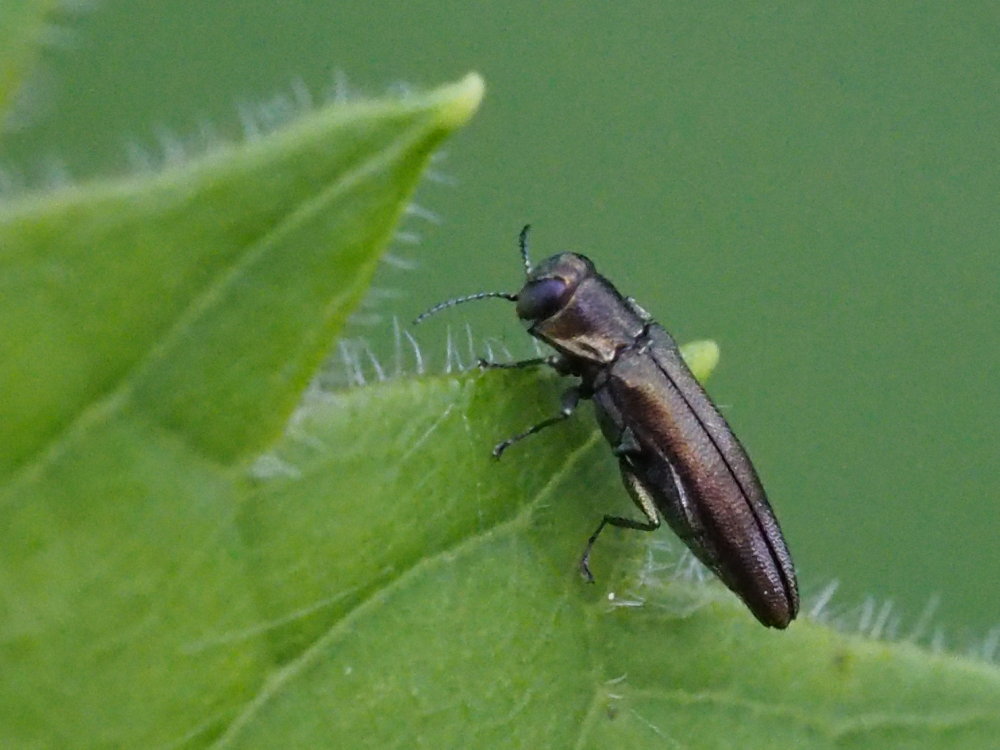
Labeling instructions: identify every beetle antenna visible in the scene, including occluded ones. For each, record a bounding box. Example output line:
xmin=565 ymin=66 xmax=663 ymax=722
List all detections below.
xmin=413 ymin=291 xmax=517 ymax=325
xmin=519 ymin=224 xmax=532 ymax=275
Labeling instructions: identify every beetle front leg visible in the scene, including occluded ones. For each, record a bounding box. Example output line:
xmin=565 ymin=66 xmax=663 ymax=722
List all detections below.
xmin=477 ymin=354 xmax=556 ymax=370
xmin=477 ymin=353 xmax=573 ymax=374
xmin=492 ymin=386 xmax=582 ymax=458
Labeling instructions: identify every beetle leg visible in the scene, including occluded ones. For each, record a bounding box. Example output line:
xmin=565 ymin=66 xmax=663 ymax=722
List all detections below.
xmin=478 ymin=354 xmax=554 ymax=369
xmin=579 ymin=459 xmax=661 ymax=582
xmin=492 ymin=387 xmax=581 ymax=458
xmin=610 ymin=426 xmax=642 ymax=457
xmin=477 ymin=353 xmax=573 ymax=374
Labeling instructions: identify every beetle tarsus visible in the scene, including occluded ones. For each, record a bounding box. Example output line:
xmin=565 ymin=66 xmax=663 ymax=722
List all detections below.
xmin=579 ymin=518 xmax=608 ymax=583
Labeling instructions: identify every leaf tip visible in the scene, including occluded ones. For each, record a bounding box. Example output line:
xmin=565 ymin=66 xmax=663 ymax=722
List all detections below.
xmin=432 ymin=73 xmax=485 ymax=129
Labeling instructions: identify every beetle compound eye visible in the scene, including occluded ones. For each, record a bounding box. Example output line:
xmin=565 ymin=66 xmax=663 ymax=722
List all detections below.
xmin=516 ymin=278 xmax=569 ymax=321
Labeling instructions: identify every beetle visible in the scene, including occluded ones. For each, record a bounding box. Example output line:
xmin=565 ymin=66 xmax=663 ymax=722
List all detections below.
xmin=415 ymin=226 xmax=799 ymax=628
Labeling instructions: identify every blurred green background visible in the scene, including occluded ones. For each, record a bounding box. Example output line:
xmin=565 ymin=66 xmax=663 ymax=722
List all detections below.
xmin=3 ymin=2 xmax=996 ymax=639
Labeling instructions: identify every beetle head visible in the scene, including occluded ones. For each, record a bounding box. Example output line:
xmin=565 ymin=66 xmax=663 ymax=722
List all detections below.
xmin=413 ymin=226 xmax=644 ymax=367
xmin=515 ymin=251 xmax=643 ymax=365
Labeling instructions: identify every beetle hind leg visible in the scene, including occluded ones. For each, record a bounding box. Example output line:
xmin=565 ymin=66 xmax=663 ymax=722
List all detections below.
xmin=579 ymin=459 xmax=661 ymax=582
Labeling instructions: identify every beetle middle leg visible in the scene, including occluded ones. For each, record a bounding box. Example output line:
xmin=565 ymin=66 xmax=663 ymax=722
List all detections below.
xmin=492 ymin=386 xmax=582 ymax=458
xmin=579 ymin=458 xmax=661 ymax=582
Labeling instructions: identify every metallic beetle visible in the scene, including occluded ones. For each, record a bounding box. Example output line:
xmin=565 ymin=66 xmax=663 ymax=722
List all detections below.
xmin=416 ymin=226 xmax=799 ymax=628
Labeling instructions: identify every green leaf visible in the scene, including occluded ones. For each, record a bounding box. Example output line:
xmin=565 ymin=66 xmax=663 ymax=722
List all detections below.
xmin=2 ymin=62 xmax=998 ymax=748
xmin=227 ymin=365 xmax=1000 ymax=749
xmin=0 ymin=74 xmax=484 ymax=747
xmin=0 ymin=0 xmax=58 ymax=122
xmin=0 ymin=73 xmax=484 ymax=470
